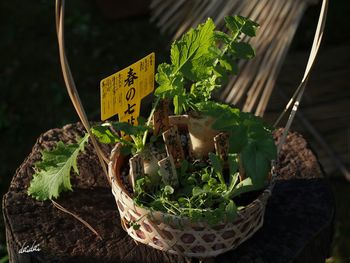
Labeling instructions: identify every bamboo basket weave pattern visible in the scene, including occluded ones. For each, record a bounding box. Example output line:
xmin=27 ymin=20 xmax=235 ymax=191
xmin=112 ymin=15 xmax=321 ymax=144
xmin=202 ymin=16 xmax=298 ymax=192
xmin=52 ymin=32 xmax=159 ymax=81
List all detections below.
xmin=109 ymin=142 xmax=271 ymax=258
xmin=55 ymin=0 xmax=328 ymax=258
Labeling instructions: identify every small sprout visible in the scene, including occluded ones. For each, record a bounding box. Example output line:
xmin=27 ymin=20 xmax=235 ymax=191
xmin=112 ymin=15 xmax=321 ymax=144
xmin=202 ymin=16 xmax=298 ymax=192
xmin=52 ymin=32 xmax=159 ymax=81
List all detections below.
xmin=164 ymin=185 xmax=174 ymax=195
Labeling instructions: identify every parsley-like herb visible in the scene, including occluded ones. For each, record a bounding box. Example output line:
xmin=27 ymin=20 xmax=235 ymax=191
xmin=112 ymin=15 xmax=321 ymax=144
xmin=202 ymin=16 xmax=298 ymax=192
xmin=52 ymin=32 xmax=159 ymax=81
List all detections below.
xmin=154 ymin=15 xmax=259 ymax=114
xmin=28 ymin=133 xmax=89 ymax=201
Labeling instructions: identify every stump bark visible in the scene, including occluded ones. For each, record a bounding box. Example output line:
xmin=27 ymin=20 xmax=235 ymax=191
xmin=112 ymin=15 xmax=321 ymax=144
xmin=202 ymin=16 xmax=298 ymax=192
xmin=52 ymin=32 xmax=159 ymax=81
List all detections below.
xmin=2 ymin=123 xmax=335 ymax=263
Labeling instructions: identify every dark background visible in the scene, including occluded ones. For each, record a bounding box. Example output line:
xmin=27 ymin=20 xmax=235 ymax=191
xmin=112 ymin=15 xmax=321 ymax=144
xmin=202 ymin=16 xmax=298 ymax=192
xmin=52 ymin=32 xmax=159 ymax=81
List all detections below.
xmin=1 ymin=0 xmax=349 ymax=262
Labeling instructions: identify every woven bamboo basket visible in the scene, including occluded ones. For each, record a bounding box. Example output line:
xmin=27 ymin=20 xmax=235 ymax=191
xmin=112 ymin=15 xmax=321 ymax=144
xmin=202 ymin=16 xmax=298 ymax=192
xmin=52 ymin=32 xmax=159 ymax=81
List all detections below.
xmin=55 ymin=0 xmax=328 ymax=259
xmin=108 ymin=116 xmax=272 ymax=258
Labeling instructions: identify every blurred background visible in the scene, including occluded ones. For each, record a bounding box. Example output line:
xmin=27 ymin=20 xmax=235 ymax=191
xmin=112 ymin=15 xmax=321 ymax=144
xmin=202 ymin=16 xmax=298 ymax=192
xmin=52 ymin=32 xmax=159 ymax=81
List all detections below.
xmin=0 ymin=0 xmax=349 ymax=262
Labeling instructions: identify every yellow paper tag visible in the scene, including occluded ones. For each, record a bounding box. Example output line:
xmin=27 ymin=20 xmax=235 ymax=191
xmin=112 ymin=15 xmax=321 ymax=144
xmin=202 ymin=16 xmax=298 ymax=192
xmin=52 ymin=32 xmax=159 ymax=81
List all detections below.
xmin=100 ymin=52 xmax=155 ymax=124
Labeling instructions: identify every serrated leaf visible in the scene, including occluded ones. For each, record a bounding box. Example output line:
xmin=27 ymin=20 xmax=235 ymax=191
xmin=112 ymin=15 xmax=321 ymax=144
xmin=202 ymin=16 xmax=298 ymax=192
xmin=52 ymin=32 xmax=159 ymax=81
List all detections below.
xmin=154 ymin=63 xmax=184 ymax=97
xmin=225 ymin=15 xmax=259 ymax=37
xmin=171 ymin=18 xmax=216 ymax=81
xmin=28 ymin=134 xmax=89 ymax=201
xmin=239 ymin=17 xmax=259 ymax=37
xmin=191 ymin=75 xmax=220 ymax=102
xmin=230 ymin=42 xmax=255 ymax=59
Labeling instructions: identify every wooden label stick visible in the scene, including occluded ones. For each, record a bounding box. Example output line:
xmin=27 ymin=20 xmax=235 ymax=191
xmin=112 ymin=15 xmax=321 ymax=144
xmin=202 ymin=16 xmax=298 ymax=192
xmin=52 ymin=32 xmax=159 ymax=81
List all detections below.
xmin=214 ymin=132 xmax=229 ymax=161
xmin=162 ymin=126 xmax=185 ymax=167
xmin=158 ymin=155 xmax=179 ymax=188
xmin=129 ymin=154 xmax=144 ymax=191
xmin=152 ymin=99 xmax=170 ymax=135
xmin=149 ymin=142 xmax=167 ymax=161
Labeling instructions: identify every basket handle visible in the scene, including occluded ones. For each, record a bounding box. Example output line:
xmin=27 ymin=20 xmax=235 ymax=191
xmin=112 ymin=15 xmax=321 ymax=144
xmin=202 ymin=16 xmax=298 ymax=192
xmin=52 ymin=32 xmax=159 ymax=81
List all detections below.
xmin=55 ymin=0 xmax=110 ymax=185
xmin=274 ymin=0 xmax=328 ymax=154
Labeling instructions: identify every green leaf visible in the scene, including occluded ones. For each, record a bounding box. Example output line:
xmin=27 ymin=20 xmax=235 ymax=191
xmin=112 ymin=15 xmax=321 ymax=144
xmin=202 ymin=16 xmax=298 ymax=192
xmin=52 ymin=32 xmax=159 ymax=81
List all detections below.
xmin=213 ymin=64 xmax=228 ymax=84
xmin=208 ymin=152 xmax=226 ymax=186
xmin=256 ymin=136 xmax=277 ymax=161
xmin=225 ymin=16 xmax=241 ymax=35
xmin=225 ymin=200 xmax=237 ymax=221
xmin=164 ymin=185 xmax=175 ymax=195
xmin=155 ymin=63 xmax=188 ymax=113
xmin=228 ymin=153 xmax=238 ymax=175
xmin=196 ymin=101 xmax=240 ymax=128
xmin=191 ymin=75 xmax=220 ymax=102
xmin=179 ymin=159 xmax=189 ymax=177
xmin=219 ymin=55 xmax=238 ymax=73
xmin=226 ymin=172 xmax=239 ymax=195
xmin=91 ymin=125 xmax=119 ymax=144
xmin=174 ymin=95 xmax=180 ymax=115
xmin=111 ymin=121 xmax=148 ymax=136
xmin=230 ymin=42 xmax=255 ymax=59
xmin=137 ymin=116 xmax=146 ymax=126
xmin=230 ymin=177 xmax=255 ymax=199
xmin=171 ymin=18 xmax=216 ymax=81
xmin=28 ymin=134 xmax=89 ymax=201
xmin=228 ymin=125 xmax=248 ymax=153
xmin=225 ymin=15 xmax=259 ymax=37
xmin=201 ymin=173 xmax=211 ymax=182
xmin=155 ymin=63 xmax=173 ymax=94
xmin=214 ymin=31 xmax=231 ymax=44
xmin=241 ymin=141 xmax=270 ymax=190
xmin=208 ymin=45 xmax=222 ymax=56
xmin=239 ymin=17 xmax=259 ymax=37
xmin=208 ymin=177 xmax=218 ymax=187
xmin=155 ymin=63 xmax=184 ymax=97
xmin=208 ymin=152 xmax=223 ymax=175
xmin=192 ymin=186 xmax=203 ymax=196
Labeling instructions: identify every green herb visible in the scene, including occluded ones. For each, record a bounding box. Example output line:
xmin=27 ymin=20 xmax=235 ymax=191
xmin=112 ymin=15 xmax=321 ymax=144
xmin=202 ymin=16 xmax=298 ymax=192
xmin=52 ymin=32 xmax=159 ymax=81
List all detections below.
xmin=131 ymin=16 xmax=275 ymax=225
xmin=91 ymin=120 xmax=150 ymax=154
xmin=196 ymin=100 xmax=277 ymax=190
xmin=154 ymin=15 xmax=259 ymax=114
xmin=28 ymin=133 xmax=89 ymax=201
xmin=133 ymin=153 xmax=259 ymax=226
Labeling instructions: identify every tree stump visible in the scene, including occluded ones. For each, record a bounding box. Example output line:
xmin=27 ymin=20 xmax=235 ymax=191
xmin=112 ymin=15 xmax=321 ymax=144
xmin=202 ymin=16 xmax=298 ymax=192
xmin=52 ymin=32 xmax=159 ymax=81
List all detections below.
xmin=2 ymin=123 xmax=335 ymax=263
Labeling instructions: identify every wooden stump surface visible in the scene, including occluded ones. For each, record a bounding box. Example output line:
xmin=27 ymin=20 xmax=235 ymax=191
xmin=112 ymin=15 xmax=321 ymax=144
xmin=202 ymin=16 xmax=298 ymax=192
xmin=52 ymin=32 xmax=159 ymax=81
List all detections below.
xmin=2 ymin=123 xmax=335 ymax=263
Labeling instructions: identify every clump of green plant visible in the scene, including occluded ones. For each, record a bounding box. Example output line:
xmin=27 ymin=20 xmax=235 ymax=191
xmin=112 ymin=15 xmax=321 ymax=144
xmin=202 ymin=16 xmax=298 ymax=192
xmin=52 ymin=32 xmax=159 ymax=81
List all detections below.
xmin=154 ymin=15 xmax=258 ymax=114
xmin=27 ymin=15 xmax=277 ymax=227
xmin=134 ymin=153 xmax=257 ymax=226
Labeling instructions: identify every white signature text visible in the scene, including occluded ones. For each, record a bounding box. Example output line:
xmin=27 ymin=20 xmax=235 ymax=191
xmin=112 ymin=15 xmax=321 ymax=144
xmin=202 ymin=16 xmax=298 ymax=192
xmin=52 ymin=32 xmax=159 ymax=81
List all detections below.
xmin=18 ymin=241 xmax=41 ymax=254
